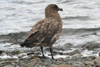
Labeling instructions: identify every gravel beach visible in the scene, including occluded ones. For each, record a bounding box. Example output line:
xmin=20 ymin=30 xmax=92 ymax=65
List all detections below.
xmin=0 ymin=45 xmax=100 ymax=67
xmin=0 ymin=53 xmax=100 ymax=67
xmin=0 ymin=0 xmax=100 ymax=67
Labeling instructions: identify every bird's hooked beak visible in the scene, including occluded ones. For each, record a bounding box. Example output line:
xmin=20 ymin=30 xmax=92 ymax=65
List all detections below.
xmin=58 ymin=7 xmax=63 ymax=11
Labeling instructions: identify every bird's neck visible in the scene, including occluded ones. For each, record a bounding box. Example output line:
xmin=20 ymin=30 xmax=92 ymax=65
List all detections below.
xmin=45 ymin=12 xmax=62 ymax=22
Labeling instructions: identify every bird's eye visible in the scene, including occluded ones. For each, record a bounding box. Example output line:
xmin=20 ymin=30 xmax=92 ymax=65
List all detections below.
xmin=53 ymin=5 xmax=58 ymax=8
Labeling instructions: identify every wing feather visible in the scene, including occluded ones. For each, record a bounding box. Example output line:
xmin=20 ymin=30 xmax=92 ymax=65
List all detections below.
xmin=20 ymin=19 xmax=60 ymax=47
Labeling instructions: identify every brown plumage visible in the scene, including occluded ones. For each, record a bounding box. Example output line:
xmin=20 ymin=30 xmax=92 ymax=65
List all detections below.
xmin=20 ymin=4 xmax=63 ymax=59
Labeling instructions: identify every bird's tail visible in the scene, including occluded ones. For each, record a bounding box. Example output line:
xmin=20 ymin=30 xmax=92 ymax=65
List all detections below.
xmin=20 ymin=42 xmax=31 ymax=47
xmin=20 ymin=42 xmax=26 ymax=47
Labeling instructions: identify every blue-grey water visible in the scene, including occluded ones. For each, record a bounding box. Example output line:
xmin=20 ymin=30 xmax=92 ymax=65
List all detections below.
xmin=0 ymin=0 xmax=100 ymax=58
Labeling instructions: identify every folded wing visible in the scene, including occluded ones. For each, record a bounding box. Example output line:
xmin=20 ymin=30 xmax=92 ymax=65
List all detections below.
xmin=20 ymin=19 xmax=59 ymax=47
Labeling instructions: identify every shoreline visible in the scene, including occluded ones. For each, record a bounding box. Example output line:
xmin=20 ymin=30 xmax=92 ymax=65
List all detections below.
xmin=0 ymin=54 xmax=100 ymax=67
xmin=0 ymin=46 xmax=100 ymax=67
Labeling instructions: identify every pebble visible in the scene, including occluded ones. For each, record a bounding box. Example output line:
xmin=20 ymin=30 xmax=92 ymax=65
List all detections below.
xmin=53 ymin=64 xmax=72 ymax=67
xmin=0 ymin=51 xmax=3 ymax=54
xmin=84 ymin=61 xmax=94 ymax=65
xmin=0 ymin=56 xmax=98 ymax=67
xmin=31 ymin=56 xmax=42 ymax=59
xmin=94 ymin=57 xmax=100 ymax=66
xmin=63 ymin=53 xmax=70 ymax=55
xmin=82 ymin=42 xmax=100 ymax=50
xmin=70 ymin=50 xmax=81 ymax=55
xmin=99 ymin=52 xmax=100 ymax=56
xmin=0 ymin=52 xmax=6 ymax=56
xmin=0 ymin=49 xmax=98 ymax=67
xmin=72 ymin=54 xmax=82 ymax=58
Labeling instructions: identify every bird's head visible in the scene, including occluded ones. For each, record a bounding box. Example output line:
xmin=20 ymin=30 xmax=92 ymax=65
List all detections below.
xmin=45 ymin=4 xmax=63 ymax=18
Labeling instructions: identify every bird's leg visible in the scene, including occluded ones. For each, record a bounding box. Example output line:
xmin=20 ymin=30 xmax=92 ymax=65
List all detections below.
xmin=40 ymin=46 xmax=45 ymax=58
xmin=50 ymin=47 xmax=54 ymax=59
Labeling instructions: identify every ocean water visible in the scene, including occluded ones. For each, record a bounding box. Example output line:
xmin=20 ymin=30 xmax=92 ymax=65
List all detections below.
xmin=0 ymin=0 xmax=100 ymax=52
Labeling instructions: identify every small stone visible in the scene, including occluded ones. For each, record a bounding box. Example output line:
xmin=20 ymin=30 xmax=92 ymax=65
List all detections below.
xmin=21 ymin=54 xmax=27 ymax=57
xmin=73 ymin=63 xmax=85 ymax=67
xmin=52 ymin=43 xmax=73 ymax=51
xmin=88 ymin=56 xmax=96 ymax=60
xmin=94 ymin=57 xmax=100 ymax=66
xmin=57 ymin=58 xmax=63 ymax=61
xmin=99 ymin=52 xmax=100 ymax=56
xmin=96 ymin=65 xmax=100 ymax=67
xmin=3 ymin=39 xmax=11 ymax=42
xmin=34 ymin=51 xmax=41 ymax=56
xmin=1 ymin=52 xmax=6 ymax=56
xmin=31 ymin=56 xmax=40 ymax=59
xmin=72 ymin=54 xmax=82 ymax=58
xmin=63 ymin=50 xmax=81 ymax=56
xmin=69 ymin=50 xmax=81 ymax=55
xmin=84 ymin=61 xmax=94 ymax=65
xmin=11 ymin=50 xmax=21 ymax=55
xmin=0 ymin=51 xmax=3 ymax=54
xmin=92 ymin=32 xmax=97 ymax=35
xmin=33 ymin=59 xmax=37 ymax=64
xmin=62 ymin=57 xmax=70 ymax=61
xmin=63 ymin=53 xmax=70 ymax=55
xmin=53 ymin=51 xmax=63 ymax=55
xmin=82 ymin=42 xmax=100 ymax=50
xmin=63 ymin=43 xmax=73 ymax=49
xmin=53 ymin=64 xmax=72 ymax=67
xmin=31 ymin=55 xmax=46 ymax=60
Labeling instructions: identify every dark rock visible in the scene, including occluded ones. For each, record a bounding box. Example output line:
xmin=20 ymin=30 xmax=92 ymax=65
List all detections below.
xmin=91 ymin=32 xmax=97 ymax=35
xmin=99 ymin=52 xmax=100 ymax=56
xmin=27 ymin=52 xmax=34 ymax=55
xmin=0 ymin=51 xmax=3 ymax=54
xmin=82 ymin=42 xmax=100 ymax=50
xmin=53 ymin=51 xmax=63 ymax=55
xmin=88 ymin=56 xmax=96 ymax=60
xmin=96 ymin=65 xmax=100 ymax=67
xmin=48 ymin=51 xmax=63 ymax=56
xmin=34 ymin=51 xmax=41 ymax=56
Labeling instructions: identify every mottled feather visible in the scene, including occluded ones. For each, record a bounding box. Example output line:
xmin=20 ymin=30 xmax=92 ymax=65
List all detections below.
xmin=21 ymin=18 xmax=62 ymax=47
xmin=20 ymin=4 xmax=63 ymax=48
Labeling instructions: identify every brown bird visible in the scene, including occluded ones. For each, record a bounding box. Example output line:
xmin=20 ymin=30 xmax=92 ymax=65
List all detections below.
xmin=20 ymin=4 xmax=63 ymax=59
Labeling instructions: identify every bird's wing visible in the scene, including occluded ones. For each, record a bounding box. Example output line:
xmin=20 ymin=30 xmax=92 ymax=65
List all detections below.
xmin=21 ymin=19 xmax=60 ymax=47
